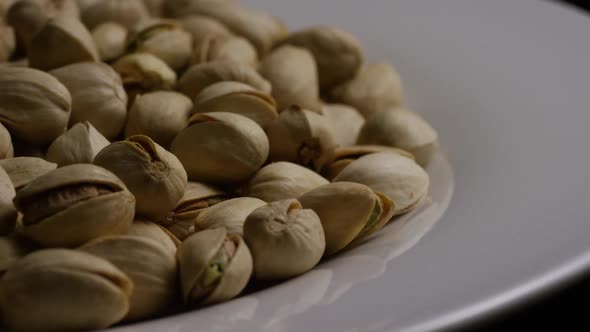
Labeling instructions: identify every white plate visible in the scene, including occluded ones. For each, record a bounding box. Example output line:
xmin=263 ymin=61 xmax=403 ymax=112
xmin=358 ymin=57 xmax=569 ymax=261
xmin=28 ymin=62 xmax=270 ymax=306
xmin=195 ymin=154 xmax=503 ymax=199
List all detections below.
xmin=109 ymin=1 xmax=590 ymax=331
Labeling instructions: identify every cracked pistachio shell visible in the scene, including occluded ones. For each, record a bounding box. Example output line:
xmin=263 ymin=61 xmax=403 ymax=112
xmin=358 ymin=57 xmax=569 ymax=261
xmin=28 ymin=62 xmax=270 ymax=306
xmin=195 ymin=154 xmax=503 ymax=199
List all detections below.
xmin=279 ymin=26 xmax=364 ymax=89
xmin=125 ymin=91 xmax=192 ymax=149
xmin=177 ymin=60 xmax=271 ymax=100
xmin=192 ymin=81 xmax=278 ymax=129
xmin=0 ymin=249 xmax=133 ymax=332
xmin=259 ymin=45 xmax=321 ymax=112
xmin=13 ymin=164 xmax=136 ymax=247
xmin=50 ymin=62 xmax=128 ymax=139
xmin=321 ymin=104 xmax=365 ymax=147
xmin=334 ymin=152 xmax=430 ymax=215
xmin=0 ymin=157 xmax=57 ymax=190
xmin=0 ymin=236 xmax=38 ymax=275
xmin=243 ymin=162 xmax=329 ymax=203
xmin=0 ymin=123 xmax=13 ymax=160
xmin=243 ymin=199 xmax=325 ymax=280
xmin=192 ymin=34 xmax=257 ymax=67
xmin=29 ymin=16 xmax=99 ymax=71
xmin=128 ymin=19 xmax=193 ymax=71
xmin=178 ymin=227 xmax=252 ymax=305
xmin=195 ymin=197 xmax=266 ymax=236
xmin=0 ymin=22 xmax=15 ymax=63
xmin=0 ymin=167 xmax=17 ymax=236
xmin=81 ymin=0 xmax=150 ymax=30
xmin=92 ymin=22 xmax=128 ymax=62
xmin=266 ymin=105 xmax=337 ymax=172
xmin=94 ymin=135 xmax=188 ymax=221
xmin=299 ymin=182 xmax=395 ymax=256
xmin=180 ymin=14 xmax=232 ymax=44
xmin=127 ymin=220 xmax=179 ymax=252
xmin=171 ymin=112 xmax=269 ymax=184
xmin=143 ymin=0 xmax=163 ymax=16
xmin=80 ymin=235 xmax=178 ymax=322
xmin=112 ymin=53 xmax=177 ymax=101
xmin=357 ymin=108 xmax=439 ymax=166
xmin=0 ymin=67 xmax=71 ymax=145
xmin=46 ymin=121 xmax=110 ymax=166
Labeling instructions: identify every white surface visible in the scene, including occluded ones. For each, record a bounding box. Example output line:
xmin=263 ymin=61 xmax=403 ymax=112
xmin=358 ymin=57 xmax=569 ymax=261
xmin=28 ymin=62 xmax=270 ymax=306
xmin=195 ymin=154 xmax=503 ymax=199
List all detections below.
xmin=109 ymin=1 xmax=590 ymax=331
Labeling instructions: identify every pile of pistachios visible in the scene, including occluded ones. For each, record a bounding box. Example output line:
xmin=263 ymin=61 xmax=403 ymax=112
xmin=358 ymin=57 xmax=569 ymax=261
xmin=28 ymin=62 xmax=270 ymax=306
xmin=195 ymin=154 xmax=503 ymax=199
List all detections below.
xmin=0 ymin=0 xmax=439 ymax=331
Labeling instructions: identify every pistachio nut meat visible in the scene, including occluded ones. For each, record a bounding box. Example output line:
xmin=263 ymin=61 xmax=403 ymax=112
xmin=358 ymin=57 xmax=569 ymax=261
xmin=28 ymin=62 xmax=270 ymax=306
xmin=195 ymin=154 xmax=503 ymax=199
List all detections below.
xmin=194 ymin=197 xmax=266 ymax=236
xmin=321 ymin=104 xmax=365 ymax=148
xmin=80 ymin=0 xmax=150 ymax=30
xmin=46 ymin=121 xmax=110 ymax=166
xmin=91 ymin=22 xmax=128 ymax=62
xmin=0 ymin=157 xmax=57 ymax=190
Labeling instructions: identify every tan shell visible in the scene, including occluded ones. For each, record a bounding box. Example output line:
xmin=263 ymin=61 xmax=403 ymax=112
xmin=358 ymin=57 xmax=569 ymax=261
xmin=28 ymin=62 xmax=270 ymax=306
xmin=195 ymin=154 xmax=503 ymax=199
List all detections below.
xmin=94 ymin=135 xmax=188 ymax=220
xmin=180 ymin=14 xmax=232 ymax=44
xmin=177 ymin=227 xmax=252 ymax=305
xmin=192 ymin=81 xmax=278 ymax=129
xmin=125 ymin=91 xmax=193 ymax=149
xmin=244 ymin=162 xmax=329 ymax=203
xmin=29 ymin=16 xmax=99 ymax=71
xmin=112 ymin=53 xmax=177 ymax=101
xmin=0 ymin=67 xmax=71 ymax=145
xmin=266 ymin=105 xmax=337 ymax=171
xmin=162 ymin=0 xmax=236 ymax=18
xmin=243 ymin=199 xmax=325 ymax=280
xmin=0 ymin=236 xmax=38 ymax=275
xmin=171 ymin=112 xmax=269 ymax=184
xmin=46 ymin=121 xmax=110 ymax=166
xmin=357 ymin=108 xmax=439 ymax=166
xmin=192 ymin=34 xmax=258 ymax=67
xmin=0 ymin=0 xmax=17 ymax=17
xmin=321 ymin=104 xmax=365 ymax=147
xmin=0 ymin=22 xmax=15 ymax=63
xmin=81 ymin=0 xmax=150 ymax=30
xmin=0 ymin=122 xmax=13 ymax=160
xmin=13 ymin=164 xmax=136 ymax=247
xmin=126 ymin=220 xmax=179 ymax=253
xmin=92 ymin=22 xmax=128 ymax=62
xmin=143 ymin=0 xmax=163 ymax=16
xmin=195 ymin=197 xmax=266 ymax=235
xmin=0 ymin=167 xmax=16 ymax=236
xmin=0 ymin=157 xmax=57 ymax=190
xmin=177 ymin=60 xmax=271 ymax=100
xmin=0 ymin=249 xmax=132 ymax=332
xmin=333 ymin=152 xmax=430 ymax=215
xmin=259 ymin=45 xmax=321 ymax=112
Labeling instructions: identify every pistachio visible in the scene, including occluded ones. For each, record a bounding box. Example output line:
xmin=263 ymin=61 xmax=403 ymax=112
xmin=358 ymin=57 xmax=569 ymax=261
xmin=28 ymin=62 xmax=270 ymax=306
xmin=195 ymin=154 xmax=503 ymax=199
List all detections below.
xmin=80 ymin=0 xmax=150 ymax=30
xmin=125 ymin=91 xmax=192 ymax=149
xmin=91 ymin=22 xmax=128 ymax=62
xmin=94 ymin=135 xmax=188 ymax=220
xmin=162 ymin=0 xmax=236 ymax=19
xmin=0 ymin=0 xmax=16 ymax=17
xmin=0 ymin=123 xmax=14 ymax=160
xmin=177 ymin=227 xmax=252 ymax=305
xmin=180 ymin=14 xmax=232 ymax=44
xmin=243 ymin=199 xmax=325 ymax=280
xmin=143 ymin=0 xmax=163 ymax=17
xmin=0 ymin=157 xmax=57 ymax=190
xmin=243 ymin=162 xmax=329 ymax=203
xmin=192 ymin=34 xmax=257 ymax=67
xmin=0 ymin=21 xmax=15 ymax=63
xmin=192 ymin=81 xmax=278 ymax=129
xmin=195 ymin=197 xmax=266 ymax=235
xmin=0 ymin=249 xmax=133 ymax=332
xmin=46 ymin=121 xmax=110 ymax=166
xmin=50 ymin=62 xmax=128 ymax=139
xmin=0 ymin=67 xmax=71 ymax=145
xmin=126 ymin=220 xmax=179 ymax=253
xmin=171 ymin=112 xmax=269 ymax=184
xmin=357 ymin=108 xmax=439 ymax=166
xmin=29 ymin=16 xmax=99 ymax=71
xmin=321 ymin=104 xmax=365 ymax=147
xmin=0 ymin=236 xmax=38 ymax=275
xmin=259 ymin=45 xmax=321 ymax=112
xmin=266 ymin=105 xmax=337 ymax=172
xmin=13 ymin=164 xmax=136 ymax=246
xmin=0 ymin=167 xmax=17 ymax=236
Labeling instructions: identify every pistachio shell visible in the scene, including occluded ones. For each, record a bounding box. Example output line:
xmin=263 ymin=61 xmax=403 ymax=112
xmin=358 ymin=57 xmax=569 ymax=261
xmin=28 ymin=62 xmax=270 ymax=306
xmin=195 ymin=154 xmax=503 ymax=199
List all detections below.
xmin=126 ymin=220 xmax=179 ymax=253
xmin=333 ymin=152 xmax=430 ymax=215
xmin=143 ymin=0 xmax=163 ymax=16
xmin=112 ymin=53 xmax=177 ymax=101
xmin=177 ymin=60 xmax=271 ymax=100
xmin=195 ymin=197 xmax=266 ymax=235
xmin=180 ymin=14 xmax=232 ymax=42
xmin=0 ymin=167 xmax=16 ymax=236
xmin=81 ymin=0 xmax=150 ymax=30
xmin=125 ymin=91 xmax=192 ymax=149
xmin=13 ymin=164 xmax=136 ymax=247
xmin=0 ymin=123 xmax=13 ymax=160
xmin=92 ymin=22 xmax=128 ymax=62
xmin=259 ymin=45 xmax=321 ymax=112
xmin=0 ymin=22 xmax=15 ymax=63
xmin=177 ymin=227 xmax=252 ymax=305
xmin=0 ymin=236 xmax=37 ymax=275
xmin=46 ymin=121 xmax=110 ymax=166
xmin=321 ymin=104 xmax=365 ymax=147
xmin=162 ymin=0 xmax=236 ymax=19
xmin=192 ymin=81 xmax=278 ymax=129
xmin=6 ymin=0 xmax=48 ymax=52
xmin=243 ymin=199 xmax=325 ymax=280
xmin=0 ymin=0 xmax=16 ymax=17
xmin=0 ymin=249 xmax=132 ymax=332
xmin=0 ymin=157 xmax=57 ymax=190
xmin=94 ymin=135 xmax=188 ymax=220
xmin=0 ymin=67 xmax=71 ymax=145
xmin=192 ymin=34 xmax=257 ymax=67
xmin=357 ymin=109 xmax=439 ymax=166
xmin=171 ymin=112 xmax=269 ymax=184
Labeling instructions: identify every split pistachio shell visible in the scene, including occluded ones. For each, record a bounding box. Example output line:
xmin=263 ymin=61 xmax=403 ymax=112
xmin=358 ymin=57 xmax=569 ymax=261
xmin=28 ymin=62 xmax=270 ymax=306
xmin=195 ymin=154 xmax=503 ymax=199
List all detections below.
xmin=126 ymin=220 xmax=179 ymax=253
xmin=177 ymin=60 xmax=271 ymax=100
xmin=195 ymin=197 xmax=266 ymax=235
xmin=0 ymin=236 xmax=37 ymax=275
xmin=192 ymin=34 xmax=257 ymax=67
xmin=0 ymin=67 xmax=71 ymax=145
xmin=125 ymin=91 xmax=192 ymax=149
xmin=80 ymin=235 xmax=178 ymax=322
xmin=334 ymin=152 xmax=430 ymax=215
xmin=171 ymin=112 xmax=269 ymax=184
xmin=92 ymin=22 xmax=128 ymax=62
xmin=94 ymin=135 xmax=188 ymax=220
xmin=0 ymin=123 xmax=13 ymax=160
xmin=0 ymin=157 xmax=57 ymax=190
xmin=0 ymin=167 xmax=16 ymax=236
xmin=298 ymin=182 xmax=395 ymax=256
xmin=243 ymin=199 xmax=325 ymax=280
xmin=29 ymin=16 xmax=99 ymax=71
xmin=180 ymin=15 xmax=232 ymax=44
xmin=0 ymin=22 xmax=15 ymax=63
xmin=81 ymin=0 xmax=150 ymax=30
xmin=192 ymin=81 xmax=278 ymax=129
xmin=46 ymin=121 xmax=110 ymax=166
xmin=177 ymin=227 xmax=252 ymax=305
xmin=5 ymin=0 xmax=48 ymax=52
xmin=321 ymin=104 xmax=365 ymax=147
xmin=112 ymin=53 xmax=177 ymax=101
xmin=357 ymin=109 xmax=439 ymax=166
xmin=50 ymin=61 xmax=128 ymax=139
xmin=259 ymin=45 xmax=321 ymax=112
xmin=279 ymin=26 xmax=363 ymax=89
xmin=0 ymin=249 xmax=133 ymax=332
xmin=244 ymin=162 xmax=329 ymax=203
xmin=266 ymin=105 xmax=337 ymax=171
xmin=13 ymin=164 xmax=136 ymax=247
